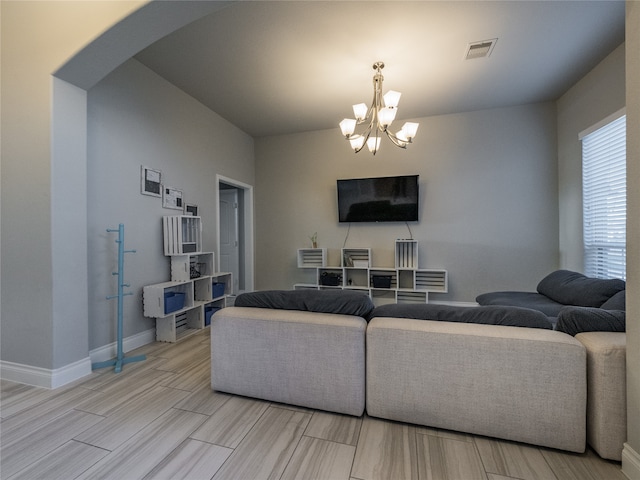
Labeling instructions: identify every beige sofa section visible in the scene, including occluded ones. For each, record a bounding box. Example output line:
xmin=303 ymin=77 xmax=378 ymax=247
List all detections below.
xmin=210 ymin=307 xmax=367 ymax=416
xmin=366 ymin=317 xmax=587 ymax=453
xmin=575 ymin=331 xmax=627 ymax=461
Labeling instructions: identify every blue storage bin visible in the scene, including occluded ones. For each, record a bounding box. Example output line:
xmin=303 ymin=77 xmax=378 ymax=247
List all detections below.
xmin=212 ymin=282 xmax=225 ymax=298
xmin=205 ymin=306 xmax=220 ymax=326
xmin=164 ymin=291 xmax=185 ymax=314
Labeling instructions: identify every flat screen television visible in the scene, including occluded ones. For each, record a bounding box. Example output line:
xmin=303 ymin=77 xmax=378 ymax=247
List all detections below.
xmin=337 ymin=175 xmax=419 ymax=223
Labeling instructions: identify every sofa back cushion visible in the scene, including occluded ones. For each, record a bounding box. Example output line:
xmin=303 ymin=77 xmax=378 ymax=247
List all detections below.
xmin=556 ymin=306 xmax=625 ymax=336
xmin=234 ymin=289 xmax=375 ymax=318
xmin=537 ymin=270 xmax=625 ymax=308
xmin=370 ymin=303 xmax=553 ymax=329
xmin=600 ymin=290 xmax=626 ymax=311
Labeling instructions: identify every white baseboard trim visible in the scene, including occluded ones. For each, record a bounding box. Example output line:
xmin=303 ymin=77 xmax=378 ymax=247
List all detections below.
xmin=89 ymin=328 xmax=155 ymax=364
xmin=0 ymin=356 xmax=92 ymax=389
xmin=1 ymin=328 xmax=156 ymax=389
xmin=623 ymin=443 xmax=640 ymax=480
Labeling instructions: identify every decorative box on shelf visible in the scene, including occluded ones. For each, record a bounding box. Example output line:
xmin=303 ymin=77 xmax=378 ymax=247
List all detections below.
xmin=297 ymin=248 xmax=327 ymax=268
xmin=163 ymin=215 xmax=202 ymax=256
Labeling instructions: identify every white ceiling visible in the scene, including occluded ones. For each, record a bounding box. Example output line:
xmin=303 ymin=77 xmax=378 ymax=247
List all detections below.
xmin=134 ymin=1 xmax=625 ymax=138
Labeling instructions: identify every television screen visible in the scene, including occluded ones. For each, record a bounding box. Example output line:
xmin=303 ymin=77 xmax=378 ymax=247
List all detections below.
xmin=337 ymin=175 xmax=419 ymax=223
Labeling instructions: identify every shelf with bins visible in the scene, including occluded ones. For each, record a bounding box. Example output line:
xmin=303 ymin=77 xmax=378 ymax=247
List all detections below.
xmin=143 ymin=249 xmax=232 ymax=342
xmin=294 ymin=241 xmax=447 ymax=306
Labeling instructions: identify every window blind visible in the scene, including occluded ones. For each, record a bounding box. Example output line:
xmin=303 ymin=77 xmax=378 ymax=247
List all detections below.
xmin=581 ymin=114 xmax=626 ymax=280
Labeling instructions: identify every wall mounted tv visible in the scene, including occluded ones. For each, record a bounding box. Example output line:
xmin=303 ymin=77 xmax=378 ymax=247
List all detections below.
xmin=337 ymin=175 xmax=419 ymax=223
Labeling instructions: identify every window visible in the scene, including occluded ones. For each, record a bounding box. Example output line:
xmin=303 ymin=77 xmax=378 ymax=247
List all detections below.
xmin=580 ymin=111 xmax=626 ymax=280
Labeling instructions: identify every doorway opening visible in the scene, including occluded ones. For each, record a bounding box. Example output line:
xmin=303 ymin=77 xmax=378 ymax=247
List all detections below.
xmin=216 ymin=175 xmax=254 ymax=296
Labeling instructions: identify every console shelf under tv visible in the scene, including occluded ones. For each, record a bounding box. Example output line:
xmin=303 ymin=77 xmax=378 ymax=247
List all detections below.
xmin=294 ymin=240 xmax=447 ymax=306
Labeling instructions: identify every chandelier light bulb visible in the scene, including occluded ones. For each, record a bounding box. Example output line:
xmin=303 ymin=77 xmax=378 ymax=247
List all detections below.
xmin=401 ymin=122 xmax=419 ymax=140
xmin=339 ymin=118 xmax=356 ymax=137
xmin=350 ymin=136 xmax=365 ymax=151
xmin=383 ymin=90 xmax=402 ymax=108
xmin=396 ymin=129 xmax=409 ymax=146
xmin=352 ymin=103 xmax=368 ymax=121
xmin=367 ymin=136 xmax=381 ymax=153
xmin=377 ymin=107 xmax=397 ymax=128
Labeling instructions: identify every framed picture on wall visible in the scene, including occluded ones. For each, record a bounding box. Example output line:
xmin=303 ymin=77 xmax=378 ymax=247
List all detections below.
xmin=163 ymin=186 xmax=183 ymax=210
xmin=140 ymin=165 xmax=162 ymax=197
xmin=185 ymin=204 xmax=198 ymax=216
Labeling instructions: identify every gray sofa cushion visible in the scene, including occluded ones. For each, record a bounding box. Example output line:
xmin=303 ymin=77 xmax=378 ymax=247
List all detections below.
xmin=556 ymin=306 xmax=626 ymax=336
xmin=370 ymin=303 xmax=553 ymax=329
xmin=600 ymin=290 xmax=626 ymax=311
xmin=367 ymin=317 xmax=587 ymax=452
xmin=211 ymin=307 xmax=366 ymax=416
xmin=536 ymin=270 xmax=625 ymax=308
xmin=234 ymin=289 xmax=375 ymax=319
xmin=475 ymin=291 xmax=565 ymax=317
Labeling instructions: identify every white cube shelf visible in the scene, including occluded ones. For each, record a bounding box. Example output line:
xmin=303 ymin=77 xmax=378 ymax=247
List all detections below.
xmin=415 ymin=270 xmax=448 ymax=292
xmin=170 ymin=252 xmax=214 ymax=282
xmin=395 ymin=240 xmax=418 ymax=269
xmin=297 ymin=248 xmax=327 ymax=268
xmin=212 ymin=272 xmax=233 ymax=299
xmin=144 ymin=247 xmax=232 ymax=342
xmin=143 ymin=280 xmax=194 ymax=318
xmin=342 ymin=248 xmax=371 ymax=268
xmin=294 ymin=241 xmax=447 ymax=305
xmin=163 ymin=215 xmax=202 ymax=256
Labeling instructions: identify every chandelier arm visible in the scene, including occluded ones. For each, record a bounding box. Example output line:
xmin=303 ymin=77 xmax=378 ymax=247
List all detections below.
xmin=352 ymin=120 xmax=374 ymax=153
xmin=385 ymin=130 xmax=409 ymax=149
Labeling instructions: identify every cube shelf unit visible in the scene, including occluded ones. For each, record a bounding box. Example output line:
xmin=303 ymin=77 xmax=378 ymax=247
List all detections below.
xmin=294 ymin=241 xmax=447 ymax=306
xmin=297 ymin=248 xmax=327 ymax=268
xmin=163 ymin=215 xmax=202 ymax=255
xmin=145 ymin=219 xmax=233 ymax=342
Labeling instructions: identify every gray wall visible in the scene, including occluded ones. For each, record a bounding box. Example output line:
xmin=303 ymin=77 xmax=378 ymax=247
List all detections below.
xmin=624 ymin=1 xmax=639 ymax=473
xmin=557 ymin=43 xmax=626 ymax=271
xmin=0 ymin=1 xmax=143 ymax=371
xmin=87 ymin=58 xmax=254 ymax=350
xmin=255 ymin=102 xmax=558 ymax=302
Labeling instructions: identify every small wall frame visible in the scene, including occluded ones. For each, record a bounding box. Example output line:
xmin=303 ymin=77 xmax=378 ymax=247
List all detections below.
xmin=185 ymin=204 xmax=198 ymax=216
xmin=141 ymin=166 xmax=162 ymax=197
xmin=163 ymin=186 xmax=184 ymax=210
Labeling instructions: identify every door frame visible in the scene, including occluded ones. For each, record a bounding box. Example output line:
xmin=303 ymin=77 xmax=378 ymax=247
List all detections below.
xmin=215 ymin=174 xmax=255 ymax=293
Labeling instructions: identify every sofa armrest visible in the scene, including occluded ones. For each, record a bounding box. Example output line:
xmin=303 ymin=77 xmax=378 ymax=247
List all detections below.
xmin=575 ymin=332 xmax=626 ymax=461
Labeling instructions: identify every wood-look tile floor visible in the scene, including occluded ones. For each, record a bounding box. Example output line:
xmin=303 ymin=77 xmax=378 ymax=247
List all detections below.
xmin=0 ymin=328 xmax=627 ymax=480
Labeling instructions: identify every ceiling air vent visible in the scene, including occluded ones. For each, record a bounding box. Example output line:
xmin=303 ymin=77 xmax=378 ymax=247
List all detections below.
xmin=465 ymin=39 xmax=497 ymax=60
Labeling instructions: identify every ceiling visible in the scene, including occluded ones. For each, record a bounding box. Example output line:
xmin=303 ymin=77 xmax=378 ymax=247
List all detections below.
xmin=134 ymin=1 xmax=625 ymax=138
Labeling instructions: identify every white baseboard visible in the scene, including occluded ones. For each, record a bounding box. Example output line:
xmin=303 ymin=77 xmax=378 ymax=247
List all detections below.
xmin=0 ymin=356 xmax=92 ymax=389
xmin=1 ymin=328 xmax=156 ymax=389
xmin=89 ymin=328 xmax=156 ymax=364
xmin=623 ymin=443 xmax=640 ymax=480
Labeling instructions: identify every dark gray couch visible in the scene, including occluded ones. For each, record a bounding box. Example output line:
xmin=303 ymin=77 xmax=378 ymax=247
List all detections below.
xmin=476 ymin=270 xmax=626 ymax=335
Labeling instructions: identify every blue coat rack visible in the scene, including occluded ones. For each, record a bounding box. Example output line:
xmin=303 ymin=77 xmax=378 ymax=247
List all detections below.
xmin=92 ymin=224 xmax=146 ymax=373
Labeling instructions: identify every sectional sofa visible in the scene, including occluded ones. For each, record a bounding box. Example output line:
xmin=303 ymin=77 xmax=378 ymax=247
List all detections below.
xmin=475 ymin=269 xmax=627 ymax=460
xmin=211 ymin=289 xmax=596 ymax=454
xmin=476 ymin=269 xmax=626 ymax=333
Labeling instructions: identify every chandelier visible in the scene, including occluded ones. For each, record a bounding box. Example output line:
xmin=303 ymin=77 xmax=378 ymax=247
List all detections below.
xmin=339 ymin=61 xmax=419 ymax=155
